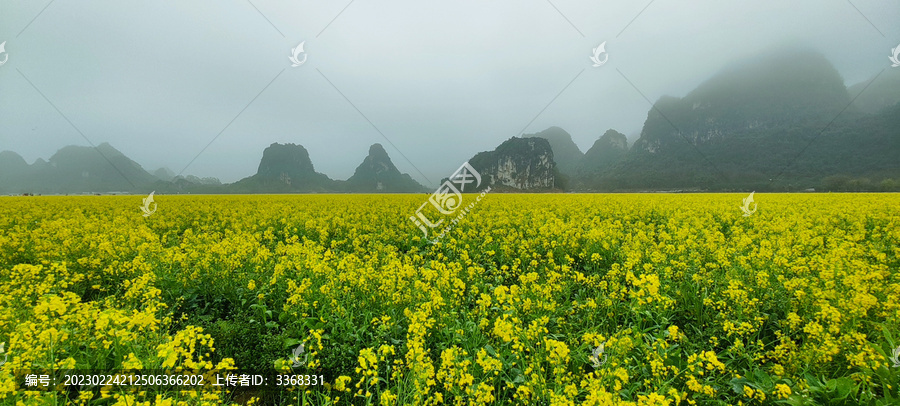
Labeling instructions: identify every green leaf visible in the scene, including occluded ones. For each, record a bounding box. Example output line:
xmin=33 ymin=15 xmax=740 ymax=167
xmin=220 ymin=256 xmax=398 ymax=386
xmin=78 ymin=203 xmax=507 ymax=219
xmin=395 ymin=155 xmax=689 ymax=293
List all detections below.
xmin=278 ymin=312 xmax=291 ymax=323
xmin=882 ymin=324 xmax=896 ymax=348
xmin=730 ymin=377 xmax=750 ymax=395
xmin=283 ymin=337 xmax=302 ymax=349
xmin=804 ymin=373 xmax=824 ymax=393
xmin=828 ymin=377 xmax=853 ymax=400
xmin=754 ymin=369 xmax=774 ymax=391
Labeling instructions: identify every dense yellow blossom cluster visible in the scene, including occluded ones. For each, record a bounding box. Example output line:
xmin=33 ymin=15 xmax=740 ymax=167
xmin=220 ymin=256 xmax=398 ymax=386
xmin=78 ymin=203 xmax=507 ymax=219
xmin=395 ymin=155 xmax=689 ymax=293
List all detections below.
xmin=0 ymin=193 xmax=898 ymax=405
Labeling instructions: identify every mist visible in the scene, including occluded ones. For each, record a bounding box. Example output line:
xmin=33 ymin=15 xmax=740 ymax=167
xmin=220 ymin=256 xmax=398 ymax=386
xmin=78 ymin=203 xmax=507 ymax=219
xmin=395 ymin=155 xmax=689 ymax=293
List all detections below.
xmin=1 ymin=0 xmax=897 ymax=186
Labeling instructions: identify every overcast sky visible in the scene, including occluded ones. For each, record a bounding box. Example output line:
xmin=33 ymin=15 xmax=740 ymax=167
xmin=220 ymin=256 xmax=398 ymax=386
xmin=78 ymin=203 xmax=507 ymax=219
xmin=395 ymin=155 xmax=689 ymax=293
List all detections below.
xmin=1 ymin=0 xmax=898 ymax=186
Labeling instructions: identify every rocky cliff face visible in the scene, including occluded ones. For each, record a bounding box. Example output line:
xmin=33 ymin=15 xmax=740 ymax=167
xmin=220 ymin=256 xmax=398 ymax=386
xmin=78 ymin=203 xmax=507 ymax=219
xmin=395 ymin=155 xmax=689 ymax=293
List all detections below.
xmin=346 ymin=144 xmax=426 ymax=192
xmin=467 ymin=137 xmax=556 ymax=190
xmin=256 ymin=142 xmax=317 ymax=179
xmin=232 ymin=143 xmax=335 ymax=192
xmin=524 ymin=127 xmax=583 ymax=177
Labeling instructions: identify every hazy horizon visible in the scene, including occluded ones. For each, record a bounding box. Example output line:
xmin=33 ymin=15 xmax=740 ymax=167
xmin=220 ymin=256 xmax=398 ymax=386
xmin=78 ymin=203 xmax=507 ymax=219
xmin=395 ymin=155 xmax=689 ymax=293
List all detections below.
xmin=2 ymin=0 xmax=898 ymax=186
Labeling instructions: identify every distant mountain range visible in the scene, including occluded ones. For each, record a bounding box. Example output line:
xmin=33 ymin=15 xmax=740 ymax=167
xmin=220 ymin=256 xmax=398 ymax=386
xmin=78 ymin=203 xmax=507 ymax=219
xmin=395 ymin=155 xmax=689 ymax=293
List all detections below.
xmin=2 ymin=46 xmax=898 ymax=194
xmin=228 ymin=142 xmax=427 ymax=193
xmin=0 ymin=140 xmax=430 ymax=194
xmin=0 ymin=143 xmax=158 ymax=194
xmin=538 ymin=47 xmax=900 ymax=192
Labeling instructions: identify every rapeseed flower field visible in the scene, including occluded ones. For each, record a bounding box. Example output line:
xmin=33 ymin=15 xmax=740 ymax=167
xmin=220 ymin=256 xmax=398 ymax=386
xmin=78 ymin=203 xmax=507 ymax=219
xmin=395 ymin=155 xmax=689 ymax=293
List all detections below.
xmin=0 ymin=194 xmax=898 ymax=405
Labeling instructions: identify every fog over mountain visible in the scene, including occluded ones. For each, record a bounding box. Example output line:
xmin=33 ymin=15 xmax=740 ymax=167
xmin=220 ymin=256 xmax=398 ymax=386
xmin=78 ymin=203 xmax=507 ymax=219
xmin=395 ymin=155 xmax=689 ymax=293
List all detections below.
xmin=1 ymin=0 xmax=898 ymax=187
